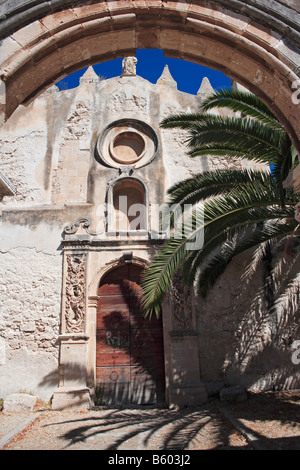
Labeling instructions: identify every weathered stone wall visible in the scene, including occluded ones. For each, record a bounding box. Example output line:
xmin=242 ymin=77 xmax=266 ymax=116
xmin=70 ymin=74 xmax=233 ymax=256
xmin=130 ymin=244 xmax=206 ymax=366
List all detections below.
xmin=0 ymin=65 xmax=299 ymax=402
xmin=198 ymin=246 xmax=300 ymax=395
xmin=0 ymin=67 xmax=204 ymax=400
xmin=0 ymin=96 xmax=49 ymax=206
xmin=0 ymin=247 xmax=62 ymax=400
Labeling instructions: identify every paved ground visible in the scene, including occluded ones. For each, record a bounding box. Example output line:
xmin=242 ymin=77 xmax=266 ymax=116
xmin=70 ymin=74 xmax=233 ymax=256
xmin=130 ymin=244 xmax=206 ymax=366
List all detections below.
xmin=1 ymin=391 xmax=300 ymax=451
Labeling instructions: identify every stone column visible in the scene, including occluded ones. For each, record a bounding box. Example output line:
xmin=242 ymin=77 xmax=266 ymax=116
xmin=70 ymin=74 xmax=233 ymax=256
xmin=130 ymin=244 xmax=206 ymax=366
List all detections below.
xmin=52 ymin=232 xmax=92 ymax=410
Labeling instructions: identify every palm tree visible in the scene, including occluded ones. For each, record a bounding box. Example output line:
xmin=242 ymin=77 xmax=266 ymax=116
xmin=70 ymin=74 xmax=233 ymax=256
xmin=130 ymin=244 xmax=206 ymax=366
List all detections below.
xmin=141 ymin=88 xmax=299 ymax=318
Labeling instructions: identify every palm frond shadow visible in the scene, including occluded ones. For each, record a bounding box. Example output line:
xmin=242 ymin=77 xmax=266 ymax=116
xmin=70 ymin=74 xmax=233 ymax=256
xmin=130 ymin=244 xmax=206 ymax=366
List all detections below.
xmin=221 ymin=240 xmax=300 ymax=389
xmin=95 ymin=272 xmax=165 ymax=407
xmin=43 ymin=405 xmax=246 ymax=450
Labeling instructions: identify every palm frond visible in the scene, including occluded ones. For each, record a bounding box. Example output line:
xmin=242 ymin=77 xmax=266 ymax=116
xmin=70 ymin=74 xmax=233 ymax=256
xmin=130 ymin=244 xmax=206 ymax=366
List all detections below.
xmin=186 ymin=115 xmax=282 ymax=153
xmin=141 ymin=176 xmax=297 ymax=315
xmin=140 ymin=235 xmax=190 ymax=318
xmin=182 ymin=205 xmax=296 ymax=286
xmin=196 ymin=222 xmax=300 ymax=297
xmin=167 ymin=168 xmax=270 ymax=207
xmin=160 ymin=112 xmax=205 ymax=130
xmin=200 ymin=88 xmax=284 ymax=131
xmin=142 ymin=88 xmax=299 ymax=311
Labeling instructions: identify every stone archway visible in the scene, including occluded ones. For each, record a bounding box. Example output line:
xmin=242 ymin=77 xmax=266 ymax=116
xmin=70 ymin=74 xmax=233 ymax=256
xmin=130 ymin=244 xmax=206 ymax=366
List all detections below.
xmin=0 ymin=0 xmax=300 ymax=154
xmin=1 ymin=0 xmax=300 ymax=409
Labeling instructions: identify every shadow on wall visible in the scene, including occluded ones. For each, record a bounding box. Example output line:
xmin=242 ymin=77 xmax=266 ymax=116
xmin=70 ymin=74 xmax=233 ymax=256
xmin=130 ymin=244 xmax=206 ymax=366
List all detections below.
xmin=95 ymin=307 xmax=165 ymax=407
xmin=219 ymin=238 xmax=300 ymax=390
xmin=38 ymin=362 xmax=94 ymax=388
xmin=39 ymin=240 xmax=300 ymax=407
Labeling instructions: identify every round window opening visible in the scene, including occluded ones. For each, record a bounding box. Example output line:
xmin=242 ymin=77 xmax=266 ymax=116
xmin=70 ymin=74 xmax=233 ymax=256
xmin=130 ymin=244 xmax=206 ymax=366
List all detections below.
xmin=97 ymin=119 xmax=159 ymax=169
xmin=109 ymin=131 xmax=146 ymax=164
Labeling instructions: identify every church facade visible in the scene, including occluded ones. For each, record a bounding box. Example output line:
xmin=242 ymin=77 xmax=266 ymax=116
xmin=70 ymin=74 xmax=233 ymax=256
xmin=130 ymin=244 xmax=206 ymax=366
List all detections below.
xmin=0 ymin=58 xmax=299 ymax=409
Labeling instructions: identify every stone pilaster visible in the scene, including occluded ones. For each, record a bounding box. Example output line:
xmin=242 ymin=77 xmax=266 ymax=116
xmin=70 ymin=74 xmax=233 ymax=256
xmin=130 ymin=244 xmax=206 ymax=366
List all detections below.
xmin=52 ymin=220 xmax=92 ymax=410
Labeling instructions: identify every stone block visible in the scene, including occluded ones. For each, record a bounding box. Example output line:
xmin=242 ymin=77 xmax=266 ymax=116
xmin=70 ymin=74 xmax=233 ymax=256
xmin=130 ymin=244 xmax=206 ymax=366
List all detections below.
xmin=243 ymin=20 xmax=282 ymax=51
xmin=0 ymin=36 xmax=22 ymax=62
xmin=11 ymin=20 xmax=50 ymax=48
xmin=23 ymin=321 xmax=35 ymax=332
xmin=51 ymin=387 xmax=91 ymax=411
xmin=220 ymin=385 xmax=248 ymax=403
xmin=160 ymin=29 xmax=182 ymax=53
xmin=169 ymin=382 xmax=207 ymax=406
xmin=40 ymin=8 xmax=80 ymax=33
xmin=72 ymin=2 xmax=109 ymax=22
xmin=3 ymin=393 xmax=37 ymax=413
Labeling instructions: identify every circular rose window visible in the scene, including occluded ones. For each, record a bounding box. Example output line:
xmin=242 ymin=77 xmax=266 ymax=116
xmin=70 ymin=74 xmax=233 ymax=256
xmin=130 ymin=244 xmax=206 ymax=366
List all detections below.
xmin=96 ymin=119 xmax=159 ymax=169
xmin=109 ymin=131 xmax=146 ymax=164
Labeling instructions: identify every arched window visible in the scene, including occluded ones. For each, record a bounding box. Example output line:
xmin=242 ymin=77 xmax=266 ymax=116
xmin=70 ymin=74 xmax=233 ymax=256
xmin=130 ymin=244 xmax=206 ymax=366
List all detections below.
xmin=107 ymin=178 xmax=147 ymax=234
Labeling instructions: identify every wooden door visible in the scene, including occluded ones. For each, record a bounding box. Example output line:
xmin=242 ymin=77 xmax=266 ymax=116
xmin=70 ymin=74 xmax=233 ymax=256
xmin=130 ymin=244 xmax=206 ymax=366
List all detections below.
xmin=96 ymin=264 xmax=165 ymax=406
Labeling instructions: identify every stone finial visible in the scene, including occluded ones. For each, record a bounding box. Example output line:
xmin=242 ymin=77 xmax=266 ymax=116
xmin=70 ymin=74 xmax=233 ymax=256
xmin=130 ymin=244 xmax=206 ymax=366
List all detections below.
xmin=121 ymin=57 xmax=137 ymax=77
xmin=197 ymin=76 xmax=214 ymax=99
xmin=80 ymin=66 xmax=99 ymax=84
xmin=156 ymin=65 xmax=177 ymax=88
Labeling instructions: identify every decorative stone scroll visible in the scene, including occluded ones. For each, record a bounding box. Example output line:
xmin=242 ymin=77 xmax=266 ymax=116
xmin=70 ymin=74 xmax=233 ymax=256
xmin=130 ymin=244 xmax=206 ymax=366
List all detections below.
xmin=64 ymin=253 xmax=87 ymax=333
xmin=64 ymin=217 xmax=90 ymax=235
xmin=170 ymin=271 xmax=193 ymax=330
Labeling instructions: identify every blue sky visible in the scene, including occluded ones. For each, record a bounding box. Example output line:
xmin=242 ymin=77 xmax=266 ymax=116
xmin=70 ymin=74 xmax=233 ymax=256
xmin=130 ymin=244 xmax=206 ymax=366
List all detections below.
xmin=56 ymin=49 xmax=232 ymax=94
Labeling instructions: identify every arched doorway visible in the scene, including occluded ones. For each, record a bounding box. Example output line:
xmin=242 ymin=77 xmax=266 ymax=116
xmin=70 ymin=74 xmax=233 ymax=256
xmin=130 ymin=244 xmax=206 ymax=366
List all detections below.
xmin=96 ymin=263 xmax=165 ymax=406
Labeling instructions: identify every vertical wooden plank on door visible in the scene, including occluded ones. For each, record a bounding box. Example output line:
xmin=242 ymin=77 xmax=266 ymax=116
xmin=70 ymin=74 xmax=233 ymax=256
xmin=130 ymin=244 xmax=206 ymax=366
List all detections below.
xmin=96 ymin=264 xmax=165 ymax=406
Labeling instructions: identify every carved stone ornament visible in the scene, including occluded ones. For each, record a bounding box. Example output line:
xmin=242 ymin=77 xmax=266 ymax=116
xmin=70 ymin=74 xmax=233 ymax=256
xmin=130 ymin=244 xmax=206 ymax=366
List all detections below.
xmin=170 ymin=271 xmax=193 ymax=330
xmin=121 ymin=56 xmax=137 ymax=76
xmin=64 ymin=217 xmax=91 ymax=235
xmin=65 ymin=254 xmax=87 ymax=333
xmin=119 ymin=166 xmax=133 ymax=177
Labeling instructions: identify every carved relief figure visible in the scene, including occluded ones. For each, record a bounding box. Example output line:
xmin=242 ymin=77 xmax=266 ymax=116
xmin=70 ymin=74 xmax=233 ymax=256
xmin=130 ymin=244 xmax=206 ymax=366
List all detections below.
xmin=65 ymin=254 xmax=87 ymax=333
xmin=122 ymin=56 xmax=137 ymax=76
xmin=171 ymin=271 xmax=193 ymax=330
